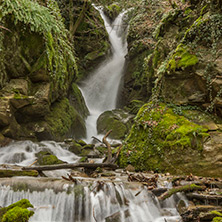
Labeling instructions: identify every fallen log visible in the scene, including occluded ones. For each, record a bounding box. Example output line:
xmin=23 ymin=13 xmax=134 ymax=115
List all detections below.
xmin=186 ymin=193 xmax=222 ymax=206
xmin=22 ymin=163 xmax=118 ymax=171
xmin=0 ymin=169 xmax=38 ymax=177
xmin=159 ymin=184 xmax=206 ymax=201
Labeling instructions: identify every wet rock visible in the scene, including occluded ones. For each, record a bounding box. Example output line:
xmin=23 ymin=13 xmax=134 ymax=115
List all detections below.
xmin=35 ymin=151 xmax=65 ymax=166
xmin=97 ymin=109 xmax=134 ymax=140
xmin=68 ymin=141 xmax=83 ymax=155
xmin=181 ymin=205 xmax=222 ymax=222
xmin=69 ymin=83 xmax=89 ymax=119
xmin=125 ymin=164 xmax=135 ymax=172
xmin=2 ymin=79 xmax=29 ymax=95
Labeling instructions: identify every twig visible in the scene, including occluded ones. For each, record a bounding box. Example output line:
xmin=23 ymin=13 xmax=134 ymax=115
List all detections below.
xmin=28 ymin=160 xmax=37 ymax=167
xmin=91 ymin=136 xmax=103 ymax=144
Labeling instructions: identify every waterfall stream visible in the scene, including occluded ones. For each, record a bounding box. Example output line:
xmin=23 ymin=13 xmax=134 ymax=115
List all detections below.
xmin=0 ymin=7 xmax=185 ymax=222
xmin=80 ymin=7 xmax=128 ymax=142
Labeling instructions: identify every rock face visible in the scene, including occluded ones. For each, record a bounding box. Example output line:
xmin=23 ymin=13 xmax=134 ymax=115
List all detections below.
xmin=0 ymin=0 xmax=90 ymax=141
xmin=117 ymin=0 xmax=222 ymax=177
xmin=97 ymin=109 xmax=134 ymax=140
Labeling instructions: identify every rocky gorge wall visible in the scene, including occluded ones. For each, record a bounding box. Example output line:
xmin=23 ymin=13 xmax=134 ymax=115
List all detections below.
xmin=116 ymin=0 xmax=222 ymax=177
xmin=0 ymin=0 xmax=111 ymax=143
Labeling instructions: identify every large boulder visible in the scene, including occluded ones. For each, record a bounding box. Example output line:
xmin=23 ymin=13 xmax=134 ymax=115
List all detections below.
xmin=97 ymin=109 xmax=134 ymax=140
xmin=119 ymin=103 xmax=222 ymax=177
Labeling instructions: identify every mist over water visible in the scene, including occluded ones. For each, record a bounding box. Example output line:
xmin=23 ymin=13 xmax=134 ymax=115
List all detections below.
xmin=80 ymin=8 xmax=128 ymax=142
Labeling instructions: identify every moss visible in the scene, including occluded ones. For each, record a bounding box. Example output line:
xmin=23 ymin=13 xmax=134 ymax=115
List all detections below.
xmin=68 ymin=141 xmax=82 ymax=155
xmin=160 ymin=184 xmax=205 ymax=200
xmin=153 ymin=9 xmax=180 ymax=39
xmin=167 ymin=44 xmax=198 ymax=71
xmin=119 ymin=103 xmax=209 ymax=172
xmin=45 ymin=98 xmax=86 ymax=139
xmin=97 ymin=110 xmax=130 ymax=140
xmin=1 ymin=0 xmax=78 ymax=90
xmin=0 ymin=169 xmax=38 ymax=177
xmin=213 ymin=217 xmax=222 ymax=222
xmin=36 ymin=151 xmax=64 ymax=165
xmin=0 ymin=199 xmax=33 ymax=221
xmin=104 ymin=3 xmax=121 ymax=20
xmin=2 ymin=206 xmax=34 ymax=222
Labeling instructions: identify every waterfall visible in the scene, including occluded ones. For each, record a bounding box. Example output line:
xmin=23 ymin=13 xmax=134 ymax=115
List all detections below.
xmin=80 ymin=8 xmax=128 ymax=142
xmin=0 ymin=178 xmax=182 ymax=222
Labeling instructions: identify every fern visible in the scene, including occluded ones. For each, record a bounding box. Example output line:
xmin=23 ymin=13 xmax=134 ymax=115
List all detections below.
xmin=0 ymin=0 xmax=78 ymax=90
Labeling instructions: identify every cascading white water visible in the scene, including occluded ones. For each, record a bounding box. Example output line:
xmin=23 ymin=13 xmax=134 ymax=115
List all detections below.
xmin=80 ymin=8 xmax=128 ymax=142
xmin=0 ymin=178 xmax=182 ymax=222
xmin=0 ymin=140 xmax=79 ymax=166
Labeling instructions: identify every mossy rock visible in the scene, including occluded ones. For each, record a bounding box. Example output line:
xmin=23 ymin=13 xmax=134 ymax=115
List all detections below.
xmin=2 ymin=206 xmax=34 ymax=222
xmin=104 ymin=3 xmax=121 ymax=21
xmin=69 ymin=83 xmax=89 ymax=119
xmin=68 ymin=140 xmax=83 ymax=155
xmin=0 ymin=199 xmax=34 ymax=222
xmin=97 ymin=109 xmax=134 ymax=140
xmin=167 ymin=44 xmax=198 ymax=72
xmin=35 ymin=151 xmax=65 ymax=165
xmin=77 ymin=140 xmax=87 ymax=146
xmin=45 ymin=98 xmax=86 ymax=140
xmin=119 ymin=103 xmax=209 ymax=174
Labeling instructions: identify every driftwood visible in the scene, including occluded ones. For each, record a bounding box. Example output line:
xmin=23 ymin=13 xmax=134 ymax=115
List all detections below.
xmin=159 ymin=184 xmax=206 ymax=201
xmin=22 ymin=163 xmax=117 ymax=171
xmin=127 ymin=173 xmax=158 ymax=189
xmin=62 ymin=174 xmax=78 ymax=184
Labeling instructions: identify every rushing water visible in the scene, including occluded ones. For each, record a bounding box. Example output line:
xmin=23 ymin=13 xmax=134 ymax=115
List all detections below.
xmin=80 ymin=8 xmax=128 ymax=142
xmin=0 ymin=177 xmax=183 ymax=222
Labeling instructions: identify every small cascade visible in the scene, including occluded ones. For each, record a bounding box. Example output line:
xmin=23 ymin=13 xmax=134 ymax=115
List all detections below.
xmin=0 ymin=140 xmax=79 ymax=166
xmin=80 ymin=8 xmax=128 ymax=142
xmin=0 ymin=178 xmax=182 ymax=222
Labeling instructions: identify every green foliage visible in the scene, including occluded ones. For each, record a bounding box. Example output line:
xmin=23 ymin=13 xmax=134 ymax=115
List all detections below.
xmin=211 ymin=211 xmax=222 ymax=222
xmin=153 ymin=9 xmax=180 ymax=39
xmin=0 ymin=0 xmax=78 ymax=90
xmin=45 ymin=98 xmax=81 ymax=138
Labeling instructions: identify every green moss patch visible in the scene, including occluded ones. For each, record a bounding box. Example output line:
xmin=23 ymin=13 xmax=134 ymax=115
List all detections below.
xmin=119 ymin=103 xmax=208 ymax=172
xmin=36 ymin=151 xmax=64 ymax=165
xmin=0 ymin=169 xmax=38 ymax=177
xmin=167 ymin=44 xmax=198 ymax=71
xmin=45 ymin=98 xmax=86 ymax=140
xmin=0 ymin=199 xmax=34 ymax=222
